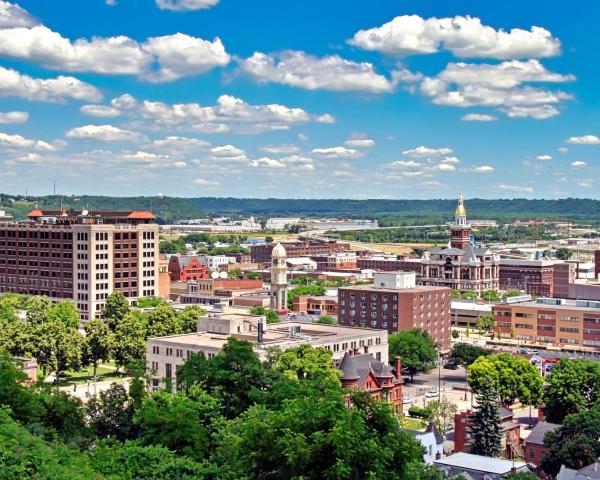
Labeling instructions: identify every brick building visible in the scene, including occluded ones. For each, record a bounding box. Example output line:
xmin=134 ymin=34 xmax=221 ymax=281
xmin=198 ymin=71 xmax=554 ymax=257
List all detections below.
xmin=357 ymin=255 xmax=422 ymax=273
xmin=499 ymin=259 xmax=558 ymax=296
xmin=292 ymin=294 xmax=338 ymax=316
xmin=0 ymin=209 xmax=158 ymax=321
xmin=338 ymin=352 xmax=403 ymax=414
xmin=494 ymin=297 xmax=600 ymax=348
xmin=524 ymin=421 xmax=559 ymax=478
xmin=338 ymin=272 xmax=452 ymax=351
xmin=167 ymin=255 xmax=210 ymax=281
xmin=250 ymin=240 xmax=351 ymax=264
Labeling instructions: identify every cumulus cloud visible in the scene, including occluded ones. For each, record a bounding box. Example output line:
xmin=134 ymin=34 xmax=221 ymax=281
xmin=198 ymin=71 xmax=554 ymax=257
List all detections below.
xmin=473 ymin=165 xmax=495 ymax=173
xmin=249 ymin=157 xmax=286 ymax=169
xmin=0 ymin=1 xmax=36 ymax=28
xmin=80 ymin=104 xmax=122 ymax=117
xmin=403 ymin=145 xmax=453 ymax=157
xmin=150 ymin=136 xmax=210 ymax=150
xmin=240 ymin=50 xmax=400 ymax=93
xmin=96 ymin=93 xmax=334 ymax=134
xmin=66 ymin=124 xmax=146 ymax=142
xmin=344 ymin=135 xmax=375 ymax=148
xmin=260 ymin=145 xmax=301 ymax=155
xmin=502 ymin=105 xmax=561 ymax=119
xmin=349 ymin=15 xmax=560 ymax=59
xmin=498 ymin=183 xmax=533 ymax=193
xmin=578 ymin=180 xmax=593 ymax=188
xmin=558 ymin=147 xmax=569 ymax=153
xmin=0 ymin=111 xmax=28 ymax=123
xmin=156 ymin=0 xmax=219 ymax=10
xmin=0 ymin=2 xmax=229 ymax=82
xmin=210 ymin=144 xmax=246 ymax=162
xmin=461 ymin=113 xmax=497 ymax=122
xmin=567 ymin=135 xmax=600 ymax=145
xmin=0 ymin=66 xmax=101 ymax=103
xmin=0 ymin=132 xmax=55 ymax=151
xmin=311 ymin=146 xmax=363 ymax=158
xmin=571 ymin=161 xmax=587 ymax=168
xmin=194 ymin=177 xmax=221 ymax=186
xmin=536 ymin=154 xmax=552 ymax=161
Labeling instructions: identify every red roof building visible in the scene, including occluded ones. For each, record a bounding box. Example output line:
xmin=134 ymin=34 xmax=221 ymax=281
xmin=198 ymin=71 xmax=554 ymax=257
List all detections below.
xmin=168 ymin=255 xmax=211 ymax=281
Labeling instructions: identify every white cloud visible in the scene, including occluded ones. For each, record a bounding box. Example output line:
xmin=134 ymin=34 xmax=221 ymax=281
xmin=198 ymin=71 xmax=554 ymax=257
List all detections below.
xmin=344 ymin=136 xmax=375 ymax=148
xmin=567 ymin=135 xmax=600 ymax=145
xmin=80 ymin=104 xmax=121 ymax=117
xmin=403 ymin=145 xmax=453 ymax=157
xmin=156 ymin=0 xmax=219 ymax=11
xmin=249 ymin=157 xmax=286 ymax=169
xmin=473 ymin=165 xmax=495 ymax=173
xmin=498 ymin=183 xmax=533 ymax=193
xmin=578 ymin=180 xmax=593 ymax=188
xmin=0 ymin=132 xmax=54 ymax=151
xmin=390 ymin=160 xmax=421 ymax=169
xmin=66 ymin=124 xmax=146 ymax=142
xmin=240 ymin=50 xmax=399 ymax=93
xmin=260 ymin=145 xmax=301 ymax=155
xmin=571 ymin=161 xmax=587 ymax=168
xmin=151 ymin=136 xmax=210 ymax=150
xmin=502 ymin=105 xmax=561 ymax=119
xmin=0 ymin=111 xmax=28 ymax=123
xmin=349 ymin=15 xmax=560 ymax=59
xmin=297 ymin=133 xmax=309 ymax=141
xmin=461 ymin=113 xmax=497 ymax=122
xmin=0 ymin=1 xmax=36 ymax=28
xmin=194 ymin=177 xmax=221 ymax=186
xmin=311 ymin=146 xmax=363 ymax=158
xmin=0 ymin=3 xmax=229 ymax=82
xmin=557 ymin=147 xmax=569 ymax=153
xmin=210 ymin=144 xmax=246 ymax=161
xmin=440 ymin=156 xmax=460 ymax=164
xmin=437 ymin=163 xmax=456 ymax=171
xmin=0 ymin=66 xmax=101 ymax=103
xmin=536 ymin=154 xmax=552 ymax=161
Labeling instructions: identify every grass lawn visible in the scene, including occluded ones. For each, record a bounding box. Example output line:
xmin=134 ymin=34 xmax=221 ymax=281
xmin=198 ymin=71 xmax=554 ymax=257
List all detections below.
xmin=401 ymin=417 xmax=426 ymax=430
xmin=56 ymin=362 xmax=121 ymax=386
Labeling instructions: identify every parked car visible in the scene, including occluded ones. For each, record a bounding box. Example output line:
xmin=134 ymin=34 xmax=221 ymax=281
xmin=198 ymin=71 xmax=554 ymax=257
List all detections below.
xmin=443 ymin=361 xmax=459 ymax=370
xmin=402 ymin=396 xmax=413 ymax=405
xmin=425 ymin=388 xmax=439 ymax=398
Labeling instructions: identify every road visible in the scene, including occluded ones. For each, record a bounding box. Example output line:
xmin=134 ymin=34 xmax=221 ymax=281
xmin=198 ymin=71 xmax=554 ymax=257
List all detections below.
xmin=59 ymin=377 xmax=131 ymax=402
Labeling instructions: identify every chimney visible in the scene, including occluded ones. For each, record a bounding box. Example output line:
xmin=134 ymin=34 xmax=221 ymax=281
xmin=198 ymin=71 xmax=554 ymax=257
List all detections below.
xmin=257 ymin=321 xmax=264 ymax=344
xmin=364 ymin=345 xmax=369 ymax=354
xmin=395 ymin=356 xmax=402 ymax=380
xmin=353 ymin=347 xmax=359 ymax=355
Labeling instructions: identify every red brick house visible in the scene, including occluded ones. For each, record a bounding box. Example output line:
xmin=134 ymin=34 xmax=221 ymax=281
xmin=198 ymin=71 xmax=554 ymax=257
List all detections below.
xmin=524 ymin=421 xmax=559 ymax=478
xmin=168 ymin=255 xmax=210 ymax=281
xmin=338 ymin=351 xmax=403 ymax=414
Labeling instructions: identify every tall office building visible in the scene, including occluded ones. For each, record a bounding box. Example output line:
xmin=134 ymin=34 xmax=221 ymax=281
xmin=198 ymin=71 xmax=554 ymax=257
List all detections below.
xmin=0 ymin=209 xmax=159 ymax=321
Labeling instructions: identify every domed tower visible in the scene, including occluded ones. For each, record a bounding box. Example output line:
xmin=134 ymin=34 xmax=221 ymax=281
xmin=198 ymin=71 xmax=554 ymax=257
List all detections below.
xmin=270 ymin=242 xmax=288 ymax=311
xmin=451 ymin=194 xmax=471 ymax=249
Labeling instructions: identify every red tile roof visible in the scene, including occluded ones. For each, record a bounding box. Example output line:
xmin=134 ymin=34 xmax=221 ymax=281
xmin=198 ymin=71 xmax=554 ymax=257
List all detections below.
xmin=127 ymin=211 xmax=156 ymax=219
xmin=27 ymin=209 xmax=43 ymax=217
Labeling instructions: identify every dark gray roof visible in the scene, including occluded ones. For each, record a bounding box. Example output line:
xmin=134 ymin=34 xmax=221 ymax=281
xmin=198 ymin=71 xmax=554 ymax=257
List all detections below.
xmin=425 ymin=421 xmax=445 ymax=444
xmin=526 ymin=422 xmax=560 ymax=445
xmin=338 ymin=353 xmax=396 ymax=387
xmin=574 ymin=461 xmax=600 ymax=478
xmin=498 ymin=406 xmax=513 ymax=419
xmin=430 ymin=247 xmax=465 ymax=255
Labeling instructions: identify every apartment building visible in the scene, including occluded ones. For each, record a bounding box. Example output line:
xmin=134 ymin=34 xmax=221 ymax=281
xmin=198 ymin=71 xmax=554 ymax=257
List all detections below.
xmin=338 ymin=272 xmax=452 ymax=351
xmin=498 ymin=259 xmax=558 ymax=296
xmin=0 ymin=209 xmax=159 ymax=321
xmin=147 ymin=306 xmax=388 ymax=388
xmin=494 ymin=297 xmax=600 ymax=348
xmin=250 ymin=240 xmax=351 ymax=263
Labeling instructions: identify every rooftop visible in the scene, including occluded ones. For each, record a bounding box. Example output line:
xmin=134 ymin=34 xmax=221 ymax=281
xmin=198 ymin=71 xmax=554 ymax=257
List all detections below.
xmin=526 ymin=421 xmax=560 ymax=445
xmin=339 ymin=284 xmax=450 ymax=293
xmin=434 ymin=452 xmax=527 ymax=474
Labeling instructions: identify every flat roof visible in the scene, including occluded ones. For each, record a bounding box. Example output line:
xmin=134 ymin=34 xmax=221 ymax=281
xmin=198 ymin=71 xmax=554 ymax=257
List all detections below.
xmin=506 ymin=300 xmax=600 ymax=312
xmin=435 ymin=452 xmax=527 ymax=474
xmin=340 ymin=284 xmax=450 ymax=294
xmin=451 ymin=301 xmax=493 ymax=312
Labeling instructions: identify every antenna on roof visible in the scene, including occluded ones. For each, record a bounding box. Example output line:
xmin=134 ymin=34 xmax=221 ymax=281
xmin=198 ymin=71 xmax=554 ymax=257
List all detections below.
xmin=53 ymin=178 xmax=56 ymax=197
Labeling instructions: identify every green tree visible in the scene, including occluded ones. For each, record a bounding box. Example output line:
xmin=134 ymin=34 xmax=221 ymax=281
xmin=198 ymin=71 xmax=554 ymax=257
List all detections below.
xmin=113 ymin=312 xmax=147 ymax=370
xmin=450 ymin=343 xmax=489 ymax=367
xmin=555 ymin=247 xmax=574 ymax=260
xmin=246 ymin=271 xmax=262 ymax=280
xmin=177 ymin=306 xmax=205 ymax=334
xmin=30 ymin=321 xmax=84 ymax=377
xmin=86 ymin=383 xmax=136 ymax=442
xmin=46 ymin=301 xmax=80 ymax=329
xmin=505 ymin=472 xmax=539 ymax=480
xmin=461 ymin=291 xmax=477 ymax=300
xmin=175 ymin=351 xmax=208 ymax=393
xmin=541 ymin=406 xmax=600 ymax=476
xmin=249 ymin=305 xmax=279 ymax=324
xmin=83 ymin=319 xmax=112 ymax=378
xmin=542 ymin=358 xmax=600 ymax=423
xmin=481 ymin=290 xmax=500 ymax=302
xmin=271 ymin=344 xmax=340 ymax=382
xmin=134 ymin=387 xmax=219 ymax=460
xmin=451 ymin=329 xmax=459 ymax=339
xmin=103 ymin=292 xmax=130 ymax=332
xmin=287 ymin=284 xmax=327 ymax=309
xmin=0 ymin=317 xmax=31 ymax=358
xmin=265 ymin=235 xmax=274 ymax=243
xmin=316 ymin=315 xmax=337 ymax=325
xmin=469 ymin=380 xmax=502 ymax=457
xmin=426 ymin=398 xmax=457 ymax=436
xmin=475 ymin=313 xmax=495 ymax=334
xmin=468 ymin=353 xmax=543 ymax=407
xmin=228 ymin=267 xmax=242 ymax=279
xmin=389 ymin=328 xmax=437 ymax=381
xmin=502 ymin=289 xmax=522 ymax=300
xmin=146 ymin=304 xmax=181 ymax=338
xmin=25 ymin=296 xmax=51 ymax=326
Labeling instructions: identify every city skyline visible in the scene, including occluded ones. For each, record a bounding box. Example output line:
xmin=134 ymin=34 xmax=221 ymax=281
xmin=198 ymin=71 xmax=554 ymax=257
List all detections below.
xmin=0 ymin=0 xmax=598 ymax=198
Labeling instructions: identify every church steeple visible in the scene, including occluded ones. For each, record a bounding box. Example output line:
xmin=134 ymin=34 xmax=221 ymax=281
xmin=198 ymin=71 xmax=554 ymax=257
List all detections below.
xmin=451 ymin=193 xmax=470 ymax=249
xmin=455 ymin=193 xmax=467 ymax=226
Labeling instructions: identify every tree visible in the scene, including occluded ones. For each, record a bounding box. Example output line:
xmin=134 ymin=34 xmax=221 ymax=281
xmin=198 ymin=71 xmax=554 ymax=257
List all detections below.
xmin=249 ymin=305 xmax=279 ymax=324
xmin=481 ymin=290 xmax=500 ymax=302
xmin=450 ymin=343 xmax=489 ymax=367
xmin=451 ymin=329 xmax=459 ymax=339
xmin=0 ymin=317 xmax=31 ymax=358
xmin=287 ymin=284 xmax=327 ymax=309
xmin=82 ymin=319 xmax=112 ymax=378
xmin=555 ymin=247 xmax=574 ymax=260
xmin=468 ymin=353 xmax=543 ymax=408
xmin=246 ymin=271 xmax=262 ymax=280
xmin=426 ymin=398 xmax=457 ymax=436
xmin=25 ymin=296 xmax=50 ymax=326
xmin=505 ymin=472 xmax=538 ymax=480
xmin=475 ymin=313 xmax=495 ymax=335
xmin=86 ymin=383 xmax=136 ymax=441
xmin=176 ymin=352 xmax=208 ymax=393
xmin=146 ymin=303 xmax=182 ymax=338
xmin=316 ymin=315 xmax=337 ymax=325
xmin=228 ymin=268 xmax=242 ymax=279
xmin=134 ymin=387 xmax=219 ymax=460
xmin=542 ymin=358 xmax=600 ymax=423
xmin=469 ymin=380 xmax=502 ymax=457
xmin=265 ymin=235 xmax=274 ymax=243
xmin=389 ymin=329 xmax=437 ymax=381
xmin=541 ymin=406 xmax=600 ymax=476
xmin=46 ymin=301 xmax=80 ymax=329
xmin=177 ymin=306 xmax=205 ymax=334
xmin=502 ymin=289 xmax=522 ymax=299
xmin=30 ymin=321 xmax=85 ymax=376
xmin=113 ymin=312 xmax=147 ymax=370
xmin=103 ymin=292 xmax=130 ymax=332
xmin=271 ymin=344 xmax=340 ymax=382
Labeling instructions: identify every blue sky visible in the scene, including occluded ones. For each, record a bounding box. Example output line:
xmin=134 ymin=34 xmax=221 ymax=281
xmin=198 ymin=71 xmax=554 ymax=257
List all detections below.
xmin=0 ymin=0 xmax=598 ymax=199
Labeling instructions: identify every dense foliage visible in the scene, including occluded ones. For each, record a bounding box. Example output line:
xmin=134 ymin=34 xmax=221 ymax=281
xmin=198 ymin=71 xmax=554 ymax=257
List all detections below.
xmin=389 ymin=329 xmax=437 ymax=381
